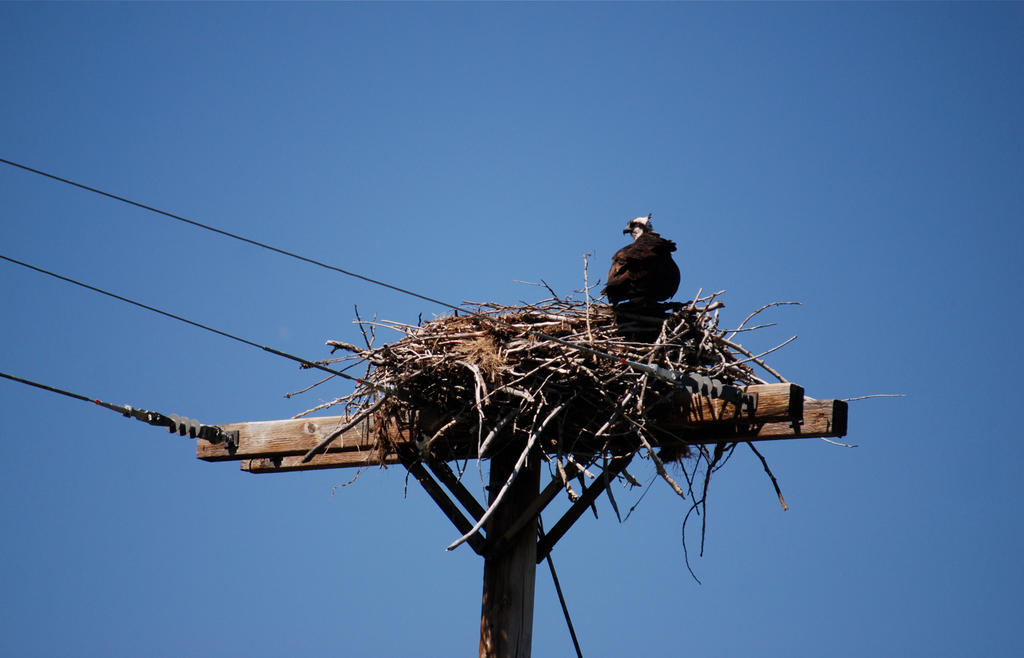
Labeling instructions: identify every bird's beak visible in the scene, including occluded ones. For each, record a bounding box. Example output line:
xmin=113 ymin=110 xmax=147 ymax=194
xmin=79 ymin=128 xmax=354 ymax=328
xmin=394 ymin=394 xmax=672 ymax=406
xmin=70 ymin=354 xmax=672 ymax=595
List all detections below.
xmin=622 ymin=228 xmax=631 ymax=234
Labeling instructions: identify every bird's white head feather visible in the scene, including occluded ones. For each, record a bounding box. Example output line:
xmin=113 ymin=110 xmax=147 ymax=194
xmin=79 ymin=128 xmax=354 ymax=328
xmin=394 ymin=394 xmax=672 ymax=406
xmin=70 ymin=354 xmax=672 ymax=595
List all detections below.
xmin=624 ymin=214 xmax=653 ymax=240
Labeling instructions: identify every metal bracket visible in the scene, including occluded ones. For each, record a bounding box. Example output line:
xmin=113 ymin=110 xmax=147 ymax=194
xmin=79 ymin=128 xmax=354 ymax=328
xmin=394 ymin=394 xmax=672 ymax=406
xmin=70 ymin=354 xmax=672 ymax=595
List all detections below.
xmin=164 ymin=414 xmax=238 ymax=451
xmin=217 ymin=429 xmax=240 ymax=453
xmin=121 ymin=405 xmax=237 ymax=451
xmin=655 ymin=368 xmax=757 ymax=414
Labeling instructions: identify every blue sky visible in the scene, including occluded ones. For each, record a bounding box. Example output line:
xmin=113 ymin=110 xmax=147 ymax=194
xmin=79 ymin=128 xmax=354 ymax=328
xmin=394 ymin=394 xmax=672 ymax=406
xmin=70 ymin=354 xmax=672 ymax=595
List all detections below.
xmin=1 ymin=3 xmax=1022 ymax=656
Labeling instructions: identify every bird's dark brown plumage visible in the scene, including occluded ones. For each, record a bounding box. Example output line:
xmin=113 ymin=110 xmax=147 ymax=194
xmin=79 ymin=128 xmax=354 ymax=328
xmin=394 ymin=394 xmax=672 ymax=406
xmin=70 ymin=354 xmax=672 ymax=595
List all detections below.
xmin=603 ymin=229 xmax=680 ymax=305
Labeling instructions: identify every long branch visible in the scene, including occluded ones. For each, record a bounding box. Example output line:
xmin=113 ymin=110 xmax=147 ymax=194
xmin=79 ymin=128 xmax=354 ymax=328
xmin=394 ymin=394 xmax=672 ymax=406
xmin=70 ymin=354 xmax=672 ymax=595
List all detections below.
xmin=446 ymin=402 xmax=566 ymax=551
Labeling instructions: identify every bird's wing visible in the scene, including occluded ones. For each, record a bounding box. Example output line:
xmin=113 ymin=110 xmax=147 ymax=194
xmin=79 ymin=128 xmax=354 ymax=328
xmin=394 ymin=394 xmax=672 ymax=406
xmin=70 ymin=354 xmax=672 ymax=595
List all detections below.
xmin=605 ymin=248 xmax=633 ymax=286
xmin=605 ymin=241 xmax=653 ymax=292
xmin=637 ymin=231 xmax=677 ymax=254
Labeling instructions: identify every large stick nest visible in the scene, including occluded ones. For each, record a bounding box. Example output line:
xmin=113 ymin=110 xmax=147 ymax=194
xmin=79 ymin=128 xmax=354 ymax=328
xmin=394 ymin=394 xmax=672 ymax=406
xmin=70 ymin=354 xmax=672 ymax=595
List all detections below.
xmin=296 ymin=288 xmax=798 ymax=570
xmin=303 ymin=290 xmax=795 ymax=477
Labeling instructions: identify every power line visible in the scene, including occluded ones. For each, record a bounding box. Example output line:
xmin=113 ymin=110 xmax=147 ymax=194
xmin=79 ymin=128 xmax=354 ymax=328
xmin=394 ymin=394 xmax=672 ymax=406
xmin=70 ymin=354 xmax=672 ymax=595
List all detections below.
xmin=0 ymin=369 xmax=122 ymax=414
xmin=539 ymin=516 xmax=585 ymax=658
xmin=0 ymin=156 xmax=472 ymax=313
xmin=0 ymin=253 xmax=362 ymax=385
xmin=0 ymin=369 xmax=236 ymax=446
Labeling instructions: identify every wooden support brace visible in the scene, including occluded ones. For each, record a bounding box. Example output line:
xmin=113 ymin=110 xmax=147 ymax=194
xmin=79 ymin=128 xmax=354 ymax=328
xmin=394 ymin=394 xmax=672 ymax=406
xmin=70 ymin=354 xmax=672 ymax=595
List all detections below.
xmin=485 ymin=461 xmax=582 ymax=559
xmin=425 ymin=459 xmax=486 ymax=521
xmin=397 ymin=448 xmax=487 ymax=556
xmin=535 ymin=452 xmax=636 ymax=564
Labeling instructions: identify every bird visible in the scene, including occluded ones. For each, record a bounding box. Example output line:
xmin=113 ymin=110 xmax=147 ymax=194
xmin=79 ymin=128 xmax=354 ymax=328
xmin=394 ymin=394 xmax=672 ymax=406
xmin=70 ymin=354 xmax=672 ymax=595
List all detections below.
xmin=602 ymin=214 xmax=680 ymax=306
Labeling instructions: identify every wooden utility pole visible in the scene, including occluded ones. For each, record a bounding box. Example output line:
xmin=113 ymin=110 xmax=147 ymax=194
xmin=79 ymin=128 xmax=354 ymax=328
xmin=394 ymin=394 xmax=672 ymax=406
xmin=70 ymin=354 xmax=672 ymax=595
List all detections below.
xmin=479 ymin=442 xmax=541 ymax=658
xmin=195 ymin=382 xmax=848 ymax=656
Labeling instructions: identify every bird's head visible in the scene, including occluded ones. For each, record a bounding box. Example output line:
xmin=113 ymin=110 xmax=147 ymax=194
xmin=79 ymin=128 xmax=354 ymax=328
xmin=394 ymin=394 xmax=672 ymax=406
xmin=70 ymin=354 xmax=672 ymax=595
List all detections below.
xmin=623 ymin=214 xmax=653 ymax=240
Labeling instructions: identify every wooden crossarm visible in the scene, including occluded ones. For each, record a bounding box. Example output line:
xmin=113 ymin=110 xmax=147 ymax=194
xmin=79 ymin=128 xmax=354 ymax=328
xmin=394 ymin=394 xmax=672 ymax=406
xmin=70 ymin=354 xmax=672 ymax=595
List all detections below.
xmin=669 ymin=398 xmax=848 ymax=445
xmin=201 ymin=383 xmax=805 ymax=464
xmin=235 ymin=398 xmax=845 ymax=473
xmin=241 ymin=449 xmax=397 ymax=473
xmin=203 ymin=386 xmax=845 ymax=474
xmin=197 ymin=415 xmax=388 ymax=462
xmin=661 ymin=382 xmax=803 ymax=427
